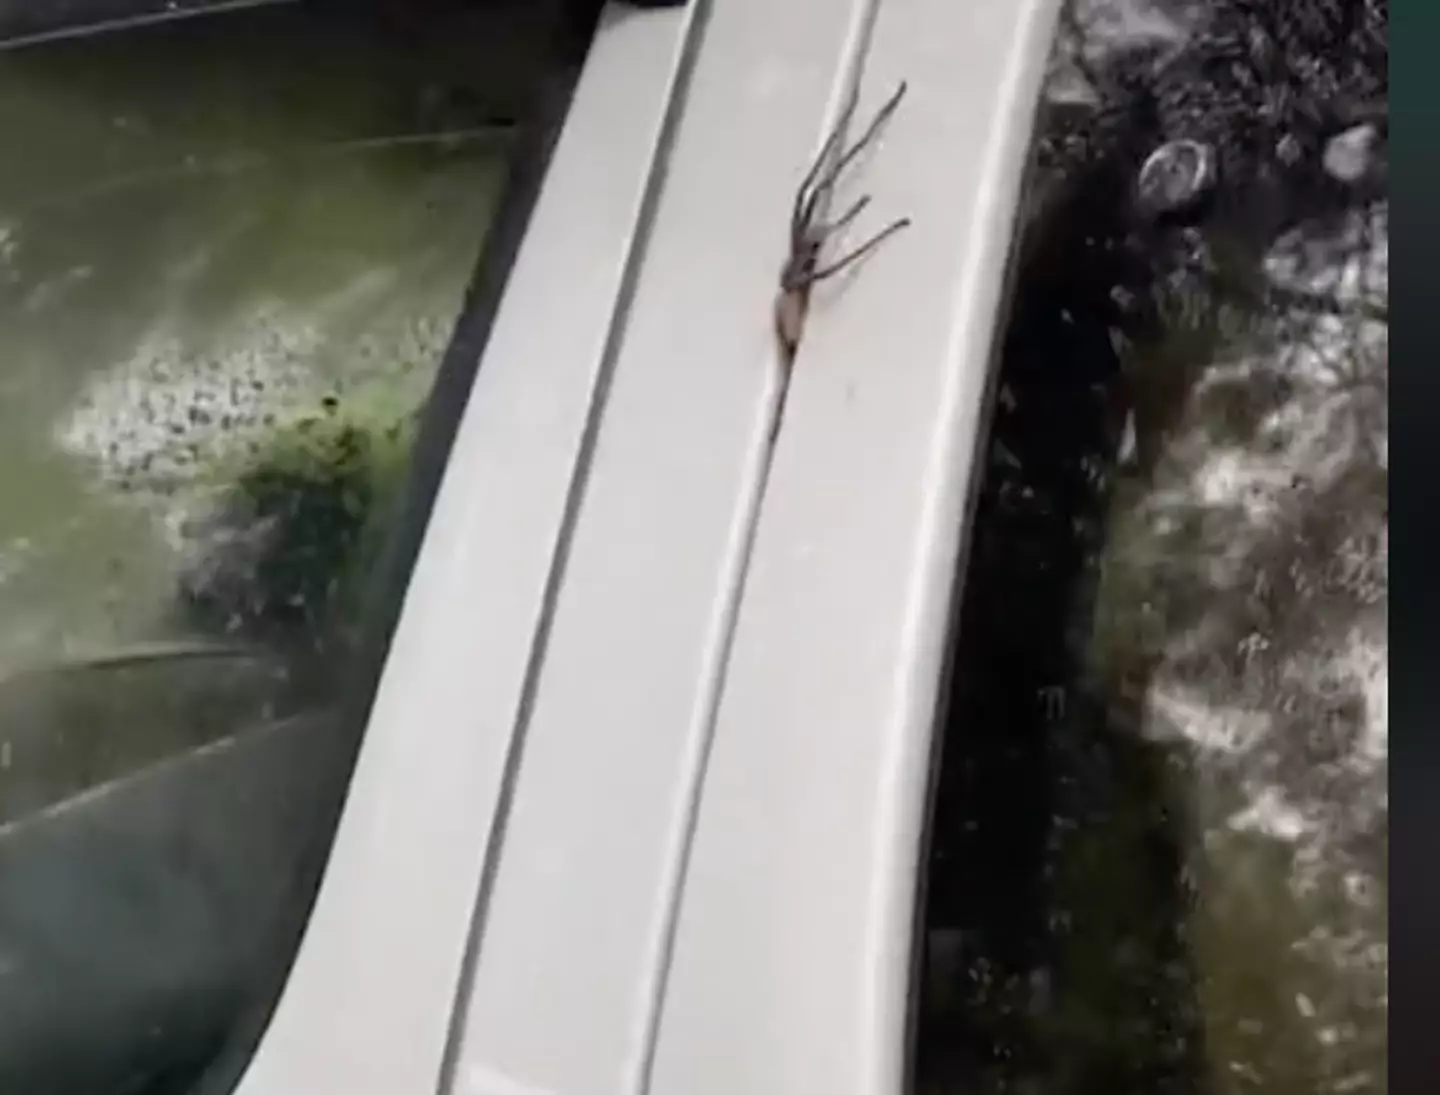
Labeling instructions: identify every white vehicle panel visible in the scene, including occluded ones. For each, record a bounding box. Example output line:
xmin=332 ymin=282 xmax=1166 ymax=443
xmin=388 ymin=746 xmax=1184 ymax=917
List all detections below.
xmin=233 ymin=0 xmax=1062 ymax=1091
xmin=649 ymin=1 xmax=1062 ymax=1093
xmin=231 ymin=8 xmax=693 ymax=1095
xmin=447 ymin=1 xmax=881 ymax=1092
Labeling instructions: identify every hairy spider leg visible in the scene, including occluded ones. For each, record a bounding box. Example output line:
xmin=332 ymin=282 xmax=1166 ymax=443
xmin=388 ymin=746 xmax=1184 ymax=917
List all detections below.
xmin=788 ymin=82 xmax=911 ymax=286
xmin=819 ymin=193 xmax=872 ymax=236
xmin=782 ymin=79 xmax=912 ymax=300
xmin=798 ymin=81 xmax=911 ymax=284
xmin=825 ymin=80 xmax=908 ymax=192
xmin=794 ymin=81 xmax=904 ymax=252
xmin=790 ymin=79 xmax=907 ymax=247
xmin=807 ymin=214 xmax=912 ymax=283
xmin=783 ymin=193 xmax=877 ymax=289
xmin=791 ymin=81 xmax=863 ymax=245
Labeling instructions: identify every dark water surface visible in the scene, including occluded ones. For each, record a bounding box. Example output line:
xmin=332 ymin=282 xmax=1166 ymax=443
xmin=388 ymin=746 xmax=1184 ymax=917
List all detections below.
xmin=917 ymin=4 xmax=1388 ymax=1093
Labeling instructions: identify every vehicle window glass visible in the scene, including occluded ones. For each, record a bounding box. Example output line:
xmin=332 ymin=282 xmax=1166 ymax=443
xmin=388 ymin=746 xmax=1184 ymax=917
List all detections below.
xmin=915 ymin=3 xmax=1387 ymax=1093
xmin=0 ymin=2 xmax=595 ymax=1092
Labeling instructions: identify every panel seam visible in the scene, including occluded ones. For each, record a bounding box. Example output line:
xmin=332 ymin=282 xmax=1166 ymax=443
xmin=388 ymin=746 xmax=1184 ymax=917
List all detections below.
xmin=433 ymin=4 xmax=716 ymax=1092
xmin=625 ymin=2 xmax=891 ymax=1091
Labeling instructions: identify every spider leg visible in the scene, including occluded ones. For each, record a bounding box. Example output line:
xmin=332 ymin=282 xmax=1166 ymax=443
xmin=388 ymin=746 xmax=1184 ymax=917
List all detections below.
xmin=806 ymin=215 xmax=911 ymax=284
xmin=793 ymin=81 xmax=906 ymax=249
xmin=818 ymin=194 xmax=871 ymax=236
xmin=791 ymin=81 xmax=863 ymax=242
xmin=826 ymin=80 xmax=908 ymax=192
xmin=781 ymin=196 xmax=871 ymax=290
xmin=792 ymin=181 xmax=822 ymax=253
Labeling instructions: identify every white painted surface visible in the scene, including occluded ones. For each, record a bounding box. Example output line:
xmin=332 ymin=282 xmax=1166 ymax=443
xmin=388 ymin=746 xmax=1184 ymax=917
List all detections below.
xmin=230 ymin=8 xmax=692 ymax=1094
xmin=445 ymin=1 xmax=882 ymax=1092
xmin=648 ymin=1 xmax=1063 ymax=1093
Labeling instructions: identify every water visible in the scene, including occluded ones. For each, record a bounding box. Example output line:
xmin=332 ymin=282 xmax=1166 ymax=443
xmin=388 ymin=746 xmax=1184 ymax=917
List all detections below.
xmin=0 ymin=7 xmax=511 ymax=669
xmin=0 ymin=12 xmax=530 ymax=1090
xmin=918 ymin=7 xmax=1388 ymax=1092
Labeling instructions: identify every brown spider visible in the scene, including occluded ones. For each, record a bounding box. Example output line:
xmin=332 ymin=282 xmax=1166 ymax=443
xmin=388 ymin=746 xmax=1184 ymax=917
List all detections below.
xmin=775 ymin=78 xmax=912 ymax=361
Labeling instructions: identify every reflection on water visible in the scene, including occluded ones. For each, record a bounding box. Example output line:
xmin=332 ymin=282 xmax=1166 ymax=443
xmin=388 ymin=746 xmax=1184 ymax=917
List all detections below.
xmin=0 ymin=642 xmax=293 ymax=824
xmin=0 ymin=5 xmax=550 ymax=1092
xmin=918 ymin=4 xmax=1387 ymax=1093
xmin=0 ymin=5 xmax=513 ymax=668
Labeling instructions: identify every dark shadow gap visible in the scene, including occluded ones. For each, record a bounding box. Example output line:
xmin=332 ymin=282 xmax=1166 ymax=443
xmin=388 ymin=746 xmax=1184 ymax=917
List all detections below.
xmin=912 ymin=99 xmax=1207 ymax=1095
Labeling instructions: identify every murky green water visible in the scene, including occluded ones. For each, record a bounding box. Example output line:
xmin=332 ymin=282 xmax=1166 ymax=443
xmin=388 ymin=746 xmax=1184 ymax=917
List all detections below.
xmin=0 ymin=6 xmax=538 ymax=841
xmin=0 ymin=9 xmax=511 ymax=669
xmin=0 ymin=9 xmax=546 ymax=1092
